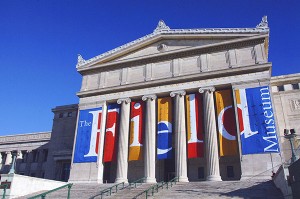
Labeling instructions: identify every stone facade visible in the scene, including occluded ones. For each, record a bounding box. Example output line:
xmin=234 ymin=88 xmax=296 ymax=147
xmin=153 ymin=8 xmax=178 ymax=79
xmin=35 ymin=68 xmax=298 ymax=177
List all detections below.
xmin=69 ymin=19 xmax=282 ymax=183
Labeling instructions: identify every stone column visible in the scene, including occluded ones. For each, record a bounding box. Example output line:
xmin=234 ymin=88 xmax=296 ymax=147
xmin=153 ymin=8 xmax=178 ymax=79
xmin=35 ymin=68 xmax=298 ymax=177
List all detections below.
xmin=142 ymin=94 xmax=157 ymax=183
xmin=5 ymin=151 xmax=12 ymax=165
xmin=170 ymin=90 xmax=189 ymax=182
xmin=199 ymin=87 xmax=222 ymax=181
xmin=115 ymin=98 xmax=131 ymax=183
xmin=17 ymin=151 xmax=23 ymax=159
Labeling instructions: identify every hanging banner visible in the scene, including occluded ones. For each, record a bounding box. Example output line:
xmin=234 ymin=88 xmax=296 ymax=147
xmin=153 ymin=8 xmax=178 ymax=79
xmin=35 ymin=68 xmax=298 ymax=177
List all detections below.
xmin=128 ymin=101 xmax=144 ymax=161
xmin=103 ymin=103 xmax=120 ymax=162
xmin=73 ymin=107 xmax=102 ymax=163
xmin=235 ymin=86 xmax=280 ymax=155
xmin=215 ymin=90 xmax=239 ymax=156
xmin=186 ymin=93 xmax=204 ymax=158
xmin=157 ymin=97 xmax=173 ymax=159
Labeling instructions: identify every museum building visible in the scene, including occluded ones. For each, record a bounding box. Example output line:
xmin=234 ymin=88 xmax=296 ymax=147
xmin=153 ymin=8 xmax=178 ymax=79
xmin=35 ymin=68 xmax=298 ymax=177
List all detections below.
xmin=1 ymin=18 xmax=299 ymax=183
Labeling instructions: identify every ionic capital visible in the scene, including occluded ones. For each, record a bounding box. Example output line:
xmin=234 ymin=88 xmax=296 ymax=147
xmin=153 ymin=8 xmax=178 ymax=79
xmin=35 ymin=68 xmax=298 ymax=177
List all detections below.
xmin=117 ymin=98 xmax=131 ymax=104
xmin=170 ymin=90 xmax=186 ymax=97
xmin=199 ymin=86 xmax=215 ymax=93
xmin=5 ymin=151 xmax=11 ymax=155
xmin=142 ymin=94 xmax=157 ymax=101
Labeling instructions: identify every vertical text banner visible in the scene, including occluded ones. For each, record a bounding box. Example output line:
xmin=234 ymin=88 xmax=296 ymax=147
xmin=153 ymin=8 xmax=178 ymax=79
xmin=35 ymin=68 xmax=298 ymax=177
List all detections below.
xmin=186 ymin=93 xmax=204 ymax=158
xmin=73 ymin=107 xmax=102 ymax=163
xmin=157 ymin=97 xmax=173 ymax=159
xmin=103 ymin=103 xmax=120 ymax=162
xmin=128 ymin=101 xmax=144 ymax=161
xmin=235 ymin=86 xmax=280 ymax=155
xmin=215 ymin=90 xmax=238 ymax=156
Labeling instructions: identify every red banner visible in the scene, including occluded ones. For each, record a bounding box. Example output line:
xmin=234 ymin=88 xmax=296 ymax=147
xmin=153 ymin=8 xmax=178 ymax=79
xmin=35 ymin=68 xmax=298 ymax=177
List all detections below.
xmin=186 ymin=93 xmax=204 ymax=158
xmin=128 ymin=101 xmax=144 ymax=161
xmin=103 ymin=104 xmax=120 ymax=162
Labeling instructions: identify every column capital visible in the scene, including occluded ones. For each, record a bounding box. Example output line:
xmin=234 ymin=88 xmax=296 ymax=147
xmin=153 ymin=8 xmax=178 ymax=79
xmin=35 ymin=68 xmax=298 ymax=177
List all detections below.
xmin=142 ymin=94 xmax=157 ymax=101
xmin=117 ymin=98 xmax=131 ymax=104
xmin=170 ymin=90 xmax=186 ymax=97
xmin=5 ymin=151 xmax=11 ymax=154
xmin=199 ymin=86 xmax=215 ymax=93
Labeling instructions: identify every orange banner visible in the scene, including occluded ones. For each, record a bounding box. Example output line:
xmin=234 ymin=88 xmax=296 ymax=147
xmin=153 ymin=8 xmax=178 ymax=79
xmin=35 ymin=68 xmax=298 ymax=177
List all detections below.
xmin=128 ymin=101 xmax=144 ymax=161
xmin=215 ymin=90 xmax=238 ymax=156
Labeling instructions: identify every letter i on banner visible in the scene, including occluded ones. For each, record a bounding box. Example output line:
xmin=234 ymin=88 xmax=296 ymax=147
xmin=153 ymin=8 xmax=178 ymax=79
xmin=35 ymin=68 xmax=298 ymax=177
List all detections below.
xmin=103 ymin=103 xmax=120 ymax=162
xmin=157 ymin=97 xmax=173 ymax=159
xmin=185 ymin=93 xmax=204 ymax=158
xmin=128 ymin=101 xmax=144 ymax=161
xmin=215 ymin=90 xmax=238 ymax=156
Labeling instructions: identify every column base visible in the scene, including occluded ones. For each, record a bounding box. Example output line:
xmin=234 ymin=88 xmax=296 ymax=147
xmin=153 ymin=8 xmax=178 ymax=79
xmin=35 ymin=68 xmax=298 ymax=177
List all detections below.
xmin=178 ymin=176 xmax=189 ymax=182
xmin=144 ymin=177 xmax=156 ymax=183
xmin=115 ymin=178 xmax=128 ymax=184
xmin=206 ymin=175 xmax=222 ymax=181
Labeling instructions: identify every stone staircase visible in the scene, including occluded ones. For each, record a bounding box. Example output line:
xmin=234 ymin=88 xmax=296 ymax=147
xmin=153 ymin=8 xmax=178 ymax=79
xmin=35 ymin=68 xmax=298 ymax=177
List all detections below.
xmin=17 ymin=183 xmax=113 ymax=199
xmin=151 ymin=179 xmax=284 ymax=199
xmin=17 ymin=179 xmax=284 ymax=199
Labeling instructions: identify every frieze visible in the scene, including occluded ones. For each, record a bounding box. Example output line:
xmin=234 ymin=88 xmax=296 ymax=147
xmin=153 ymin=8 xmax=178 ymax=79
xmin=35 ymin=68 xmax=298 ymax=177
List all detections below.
xmin=0 ymin=132 xmax=51 ymax=144
xmin=290 ymin=99 xmax=300 ymax=111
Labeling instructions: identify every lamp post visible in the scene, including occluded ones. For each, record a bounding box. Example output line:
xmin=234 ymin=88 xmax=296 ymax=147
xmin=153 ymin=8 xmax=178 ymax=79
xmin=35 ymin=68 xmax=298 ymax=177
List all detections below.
xmin=8 ymin=151 xmax=17 ymax=174
xmin=284 ymin=129 xmax=299 ymax=164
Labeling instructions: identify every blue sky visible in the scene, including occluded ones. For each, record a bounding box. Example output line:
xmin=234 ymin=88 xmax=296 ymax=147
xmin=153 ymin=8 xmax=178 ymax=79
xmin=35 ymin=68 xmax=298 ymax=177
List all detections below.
xmin=0 ymin=0 xmax=299 ymax=135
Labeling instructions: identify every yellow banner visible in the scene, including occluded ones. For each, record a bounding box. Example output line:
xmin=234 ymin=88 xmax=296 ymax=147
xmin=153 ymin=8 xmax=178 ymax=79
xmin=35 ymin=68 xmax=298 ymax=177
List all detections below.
xmin=215 ymin=90 xmax=238 ymax=156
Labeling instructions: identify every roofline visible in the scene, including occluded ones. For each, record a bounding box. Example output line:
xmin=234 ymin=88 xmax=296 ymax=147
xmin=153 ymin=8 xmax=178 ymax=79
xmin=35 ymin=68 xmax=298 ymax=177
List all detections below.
xmin=76 ymin=17 xmax=269 ymax=69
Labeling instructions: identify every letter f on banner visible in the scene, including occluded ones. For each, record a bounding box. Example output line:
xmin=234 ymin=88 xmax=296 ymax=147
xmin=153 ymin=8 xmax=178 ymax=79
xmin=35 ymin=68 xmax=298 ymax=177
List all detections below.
xmin=84 ymin=110 xmax=102 ymax=157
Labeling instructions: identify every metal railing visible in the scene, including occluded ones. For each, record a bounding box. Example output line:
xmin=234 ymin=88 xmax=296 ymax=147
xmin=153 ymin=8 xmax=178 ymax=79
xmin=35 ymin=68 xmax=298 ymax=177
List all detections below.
xmin=165 ymin=177 xmax=179 ymax=189
xmin=89 ymin=182 xmax=125 ymax=199
xmin=133 ymin=177 xmax=179 ymax=199
xmin=28 ymin=183 xmax=73 ymax=199
xmin=126 ymin=177 xmax=145 ymax=189
xmin=0 ymin=184 xmax=8 ymax=199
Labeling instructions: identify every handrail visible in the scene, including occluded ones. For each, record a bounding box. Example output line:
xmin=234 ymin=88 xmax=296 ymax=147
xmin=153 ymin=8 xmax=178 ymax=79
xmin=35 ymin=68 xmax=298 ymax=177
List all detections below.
xmin=133 ymin=177 xmax=179 ymax=199
xmin=126 ymin=177 xmax=145 ymax=189
xmin=89 ymin=181 xmax=125 ymax=199
xmin=133 ymin=181 xmax=164 ymax=199
xmin=28 ymin=183 xmax=73 ymax=199
xmin=0 ymin=184 xmax=8 ymax=199
xmin=165 ymin=177 xmax=179 ymax=189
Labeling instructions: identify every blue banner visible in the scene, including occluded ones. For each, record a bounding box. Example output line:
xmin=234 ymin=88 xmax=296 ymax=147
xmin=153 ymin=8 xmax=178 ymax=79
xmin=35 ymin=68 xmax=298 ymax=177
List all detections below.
xmin=236 ymin=86 xmax=280 ymax=155
xmin=73 ymin=107 xmax=102 ymax=163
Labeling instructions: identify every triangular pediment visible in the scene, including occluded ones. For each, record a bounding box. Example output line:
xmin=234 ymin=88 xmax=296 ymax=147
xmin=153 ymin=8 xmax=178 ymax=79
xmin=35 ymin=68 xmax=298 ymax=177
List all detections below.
xmin=77 ymin=19 xmax=269 ymax=69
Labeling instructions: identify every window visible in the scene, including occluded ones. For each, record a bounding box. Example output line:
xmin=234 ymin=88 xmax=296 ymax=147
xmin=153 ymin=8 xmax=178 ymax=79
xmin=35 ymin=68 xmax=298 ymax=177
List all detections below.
xmin=292 ymin=83 xmax=299 ymax=90
xmin=21 ymin=151 xmax=27 ymax=163
xmin=43 ymin=149 xmax=48 ymax=162
xmin=32 ymin=150 xmax=39 ymax=162
xmin=198 ymin=167 xmax=204 ymax=179
xmin=278 ymin=85 xmax=284 ymax=91
xmin=227 ymin=166 xmax=234 ymax=178
xmin=59 ymin=113 xmax=64 ymax=118
xmin=67 ymin=112 xmax=72 ymax=117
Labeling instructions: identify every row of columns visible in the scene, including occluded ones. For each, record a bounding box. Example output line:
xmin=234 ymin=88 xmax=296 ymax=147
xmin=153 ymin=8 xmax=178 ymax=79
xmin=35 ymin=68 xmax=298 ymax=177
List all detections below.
xmin=0 ymin=151 xmax=23 ymax=165
xmin=103 ymin=86 xmax=221 ymax=183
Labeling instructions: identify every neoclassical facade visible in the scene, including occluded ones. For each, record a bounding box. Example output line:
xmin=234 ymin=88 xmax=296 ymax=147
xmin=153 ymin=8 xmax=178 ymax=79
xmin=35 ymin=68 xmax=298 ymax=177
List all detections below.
xmin=68 ymin=18 xmax=283 ymax=183
xmin=1 ymin=18 xmax=299 ymax=184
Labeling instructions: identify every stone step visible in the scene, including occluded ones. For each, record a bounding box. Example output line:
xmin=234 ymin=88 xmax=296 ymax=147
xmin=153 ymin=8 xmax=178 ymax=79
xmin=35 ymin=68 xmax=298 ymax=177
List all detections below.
xmin=105 ymin=183 xmax=156 ymax=199
xmin=152 ymin=179 xmax=284 ymax=199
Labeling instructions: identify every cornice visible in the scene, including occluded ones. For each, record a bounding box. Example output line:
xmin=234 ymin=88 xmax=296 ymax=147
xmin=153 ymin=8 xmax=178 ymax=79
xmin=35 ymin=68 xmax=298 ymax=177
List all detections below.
xmin=78 ymin=34 xmax=267 ymax=74
xmin=77 ymin=18 xmax=269 ymax=69
xmin=0 ymin=132 xmax=51 ymax=144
